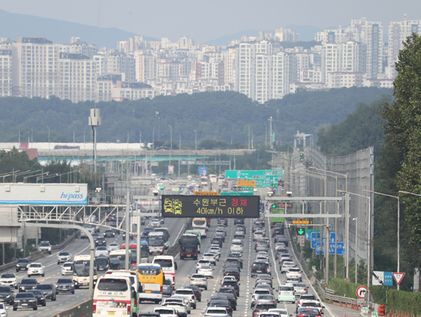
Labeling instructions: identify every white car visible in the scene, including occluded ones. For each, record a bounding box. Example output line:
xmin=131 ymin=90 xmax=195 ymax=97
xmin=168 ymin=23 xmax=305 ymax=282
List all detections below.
xmin=208 ymin=246 xmax=221 ymax=259
xmin=286 ymin=267 xmax=303 ymax=280
xmin=38 ymin=241 xmax=52 ymax=254
xmin=204 ymin=307 xmax=230 ymax=317
xmin=107 ymin=242 xmax=119 ymax=252
xmin=190 ymin=274 xmax=208 ymax=290
xmin=173 ymin=288 xmax=197 ymax=309
xmin=154 ymin=306 xmax=178 ymax=317
xmin=196 ymin=259 xmax=213 ymax=270
xmin=0 ymin=303 xmax=6 ymax=317
xmin=57 ymin=251 xmax=72 ymax=264
xmin=95 ymin=246 xmax=109 ymax=257
xmin=61 ymin=262 xmax=74 ymax=275
xmin=202 ymin=252 xmax=218 ymax=262
xmin=197 ymin=263 xmax=213 ymax=278
xmin=163 ymin=297 xmax=191 ymax=314
xmin=229 ymin=239 xmax=243 ymax=253
xmin=27 ymin=262 xmax=45 ymax=277
xmin=268 ymin=308 xmax=289 ymax=317
xmin=0 ymin=273 xmax=17 ymax=288
xmin=281 ymin=261 xmax=296 ymax=273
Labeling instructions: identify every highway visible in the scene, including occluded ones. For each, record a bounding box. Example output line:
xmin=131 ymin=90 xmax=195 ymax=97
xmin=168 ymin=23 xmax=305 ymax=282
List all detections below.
xmin=4 ymin=218 xmax=187 ymax=317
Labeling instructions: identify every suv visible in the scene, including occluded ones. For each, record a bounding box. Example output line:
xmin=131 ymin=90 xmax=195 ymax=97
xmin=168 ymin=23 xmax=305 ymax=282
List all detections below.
xmin=0 ymin=285 xmax=14 ymax=304
xmin=39 ymin=241 xmax=52 ymax=254
xmin=18 ymin=278 xmax=38 ymax=292
xmin=56 ymin=278 xmax=75 ymax=294
xmin=13 ymin=292 xmax=38 ymax=311
xmin=15 ymin=258 xmax=30 ymax=272
xmin=27 ymin=263 xmax=45 ymax=277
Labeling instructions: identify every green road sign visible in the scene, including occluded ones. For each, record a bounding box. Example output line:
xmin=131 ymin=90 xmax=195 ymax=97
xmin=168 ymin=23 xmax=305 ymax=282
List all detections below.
xmin=220 ymin=191 xmax=254 ymax=196
xmin=297 ymin=228 xmax=305 ymax=236
xmin=224 ymin=169 xmax=284 ymax=188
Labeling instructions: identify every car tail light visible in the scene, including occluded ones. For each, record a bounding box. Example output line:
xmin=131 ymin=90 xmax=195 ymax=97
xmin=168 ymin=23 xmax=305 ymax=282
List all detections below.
xmin=92 ymin=302 xmax=96 ymax=313
xmin=127 ymin=304 xmax=131 ymax=313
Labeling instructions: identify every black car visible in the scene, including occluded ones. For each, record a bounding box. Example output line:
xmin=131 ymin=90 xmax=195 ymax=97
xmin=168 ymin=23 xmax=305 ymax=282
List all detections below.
xmin=30 ymin=290 xmax=47 ymax=306
xmin=95 ymin=256 xmax=110 ymax=271
xmin=13 ymin=292 xmax=38 ymax=311
xmin=162 ymin=278 xmax=173 ymax=297
xmin=35 ymin=284 xmax=57 ymax=301
xmin=95 ymin=237 xmax=106 ymax=247
xmin=138 ymin=313 xmax=160 ymax=317
xmin=223 ymin=267 xmax=240 ymax=281
xmin=208 ymin=299 xmax=233 ymax=316
xmin=221 ymin=281 xmax=239 ymax=297
xmin=104 ymin=229 xmax=116 ymax=238
xmin=16 ymin=258 xmax=30 ymax=272
xmin=184 ymin=285 xmax=202 ymax=302
xmin=0 ymin=286 xmax=14 ymax=304
xmin=56 ymin=278 xmax=75 ymax=294
xmin=225 ymin=257 xmax=243 ymax=269
xmin=218 ymin=285 xmax=238 ymax=299
xmin=234 ymin=219 xmax=244 ymax=225
xmin=211 ymin=237 xmax=223 ymax=248
xmin=251 ymin=261 xmax=270 ymax=277
xmin=18 ymin=278 xmax=38 ymax=292
xmin=211 ymin=293 xmax=237 ymax=310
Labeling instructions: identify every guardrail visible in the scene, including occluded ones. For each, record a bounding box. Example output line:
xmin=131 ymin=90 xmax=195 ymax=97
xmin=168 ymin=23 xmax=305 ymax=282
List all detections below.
xmin=0 ymin=232 xmax=77 ymax=273
xmin=54 ymin=299 xmax=92 ymax=317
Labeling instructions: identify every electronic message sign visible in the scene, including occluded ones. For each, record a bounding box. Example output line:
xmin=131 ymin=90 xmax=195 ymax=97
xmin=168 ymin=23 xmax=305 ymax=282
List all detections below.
xmin=161 ymin=195 xmax=260 ymax=218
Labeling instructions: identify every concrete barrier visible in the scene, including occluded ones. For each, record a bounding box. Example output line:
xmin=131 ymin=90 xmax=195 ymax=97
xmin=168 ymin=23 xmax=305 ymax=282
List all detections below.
xmin=54 ymin=299 xmax=92 ymax=317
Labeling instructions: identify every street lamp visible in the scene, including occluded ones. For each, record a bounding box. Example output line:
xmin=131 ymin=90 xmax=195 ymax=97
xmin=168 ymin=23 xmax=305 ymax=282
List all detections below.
xmin=338 ymin=190 xmax=371 ymax=309
xmin=365 ymin=189 xmax=401 ymax=289
xmin=352 ymin=217 xmax=358 ymax=283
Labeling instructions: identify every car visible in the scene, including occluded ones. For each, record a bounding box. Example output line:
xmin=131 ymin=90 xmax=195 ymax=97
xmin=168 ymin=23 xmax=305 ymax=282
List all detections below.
xmin=278 ymin=284 xmax=295 ymax=303
xmin=104 ymin=229 xmax=116 ymax=238
xmin=281 ymin=261 xmax=296 ymax=273
xmin=18 ymin=278 xmax=38 ymax=292
xmin=0 ymin=303 xmax=6 ymax=317
xmin=222 ymin=275 xmax=238 ymax=284
xmin=207 ymin=299 xmax=233 ymax=316
xmin=217 ymin=293 xmax=238 ymax=311
xmin=211 ymin=238 xmax=223 ymax=248
xmin=204 ymin=307 xmax=230 ymax=317
xmin=223 ymin=267 xmax=240 ymax=281
xmin=250 ymin=294 xmax=276 ymax=308
xmin=229 ymin=239 xmax=243 ymax=254
xmin=95 ymin=256 xmax=109 ymax=271
xmin=15 ymin=258 xmax=30 ymax=272
xmin=298 ymin=300 xmax=324 ymax=315
xmin=219 ymin=285 xmax=238 ymax=299
xmin=138 ymin=313 xmax=160 ymax=317
xmin=163 ymin=297 xmax=191 ymax=314
xmin=61 ymin=261 xmax=74 ymax=275
xmin=154 ymin=306 xmax=178 ymax=317
xmin=221 ymin=280 xmax=239 ymax=297
xmin=253 ymin=284 xmax=272 ymax=293
xmin=107 ymin=242 xmax=120 ymax=252
xmin=162 ymin=300 xmax=188 ymax=317
xmin=286 ymin=267 xmax=302 ymax=281
xmin=27 ymin=263 xmax=45 ymax=277
xmin=56 ymin=278 xmax=75 ymax=294
xmin=163 ymin=278 xmax=173 ymax=297
xmin=293 ymin=283 xmax=308 ymax=296
xmin=251 ymin=261 xmax=270 ymax=277
xmin=0 ymin=286 xmax=14 ymax=304
xmin=29 ymin=290 xmax=47 ymax=306
xmin=190 ymin=274 xmax=208 ymax=290
xmin=38 ymin=241 xmax=52 ymax=254
xmin=197 ymin=263 xmax=214 ymax=278
xmin=202 ymin=252 xmax=218 ymax=262
xmin=0 ymin=273 xmax=17 ymax=288
xmin=13 ymin=292 xmax=38 ymax=311
xmin=268 ymin=308 xmax=288 ymax=317
xmin=225 ymin=257 xmax=243 ymax=269
xmin=183 ymin=285 xmax=201 ymax=302
xmin=95 ymin=237 xmax=106 ymax=247
xmin=208 ymin=246 xmax=221 ymax=259
xmin=255 ymin=278 xmax=273 ymax=288
xmin=253 ymin=230 xmax=265 ymax=241
xmin=173 ymin=288 xmax=197 ymax=309
xmin=35 ymin=284 xmax=57 ymax=301
xmin=57 ymin=251 xmax=72 ymax=264
xmin=296 ymin=294 xmax=318 ymax=307
xmin=251 ymin=303 xmax=277 ymax=317
xmin=296 ymin=307 xmax=322 ymax=317
xmin=95 ymin=245 xmax=109 ymax=257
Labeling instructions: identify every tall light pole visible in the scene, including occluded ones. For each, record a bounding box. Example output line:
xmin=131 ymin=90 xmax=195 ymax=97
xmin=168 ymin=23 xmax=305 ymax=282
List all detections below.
xmin=339 ymin=190 xmax=371 ymax=309
xmin=194 ymin=130 xmax=198 ymax=151
xmin=365 ymin=189 xmax=400 ymax=289
xmin=353 ymin=217 xmax=358 ymax=283
xmin=88 ymin=108 xmax=101 ymax=175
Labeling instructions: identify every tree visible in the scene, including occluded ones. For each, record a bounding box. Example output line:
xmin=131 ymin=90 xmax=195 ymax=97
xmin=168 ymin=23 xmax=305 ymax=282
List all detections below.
xmin=384 ymin=34 xmax=421 ymax=267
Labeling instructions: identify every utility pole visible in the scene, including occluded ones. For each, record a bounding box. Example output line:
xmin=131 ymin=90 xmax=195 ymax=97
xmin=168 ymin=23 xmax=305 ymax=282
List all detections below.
xmin=268 ymin=116 xmax=273 ymax=150
xmin=88 ymin=108 xmax=101 ymax=175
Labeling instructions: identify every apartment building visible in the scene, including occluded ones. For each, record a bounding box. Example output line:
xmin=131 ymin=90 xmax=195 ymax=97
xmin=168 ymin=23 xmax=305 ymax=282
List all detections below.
xmin=0 ymin=50 xmax=12 ymax=97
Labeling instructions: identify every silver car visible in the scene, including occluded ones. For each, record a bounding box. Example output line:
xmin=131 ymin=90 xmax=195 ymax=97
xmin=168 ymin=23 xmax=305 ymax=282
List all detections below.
xmin=190 ymin=274 xmax=208 ymax=290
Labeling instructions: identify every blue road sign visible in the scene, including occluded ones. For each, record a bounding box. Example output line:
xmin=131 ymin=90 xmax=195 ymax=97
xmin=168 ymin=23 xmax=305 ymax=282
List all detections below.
xmin=197 ymin=166 xmax=207 ymax=176
xmin=311 ymin=232 xmax=320 ymax=249
xmin=336 ymin=242 xmax=344 ymax=255
xmin=384 ymin=271 xmax=393 ymax=286
xmin=329 ymin=243 xmax=335 ymax=255
xmin=329 ymin=231 xmax=336 ymax=244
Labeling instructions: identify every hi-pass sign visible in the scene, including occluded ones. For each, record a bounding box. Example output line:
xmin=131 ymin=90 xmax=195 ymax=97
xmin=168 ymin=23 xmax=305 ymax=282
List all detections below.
xmin=161 ymin=195 xmax=260 ymax=218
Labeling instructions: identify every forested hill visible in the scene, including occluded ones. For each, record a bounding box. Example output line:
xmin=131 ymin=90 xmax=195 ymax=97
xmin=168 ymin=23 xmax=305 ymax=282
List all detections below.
xmin=0 ymin=87 xmax=391 ymax=146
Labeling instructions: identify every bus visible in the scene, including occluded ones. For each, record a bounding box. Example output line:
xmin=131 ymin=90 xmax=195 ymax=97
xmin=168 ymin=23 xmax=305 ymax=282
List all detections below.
xmin=93 ymin=275 xmax=137 ymax=317
xmin=109 ymin=250 xmax=127 ymax=270
xmin=152 ymin=255 xmax=177 ymax=284
xmin=148 ymin=231 xmax=167 ymax=254
xmin=192 ymin=218 xmax=208 ymax=238
xmin=73 ymin=254 xmax=97 ymax=289
xmin=137 ymin=263 xmax=164 ymax=304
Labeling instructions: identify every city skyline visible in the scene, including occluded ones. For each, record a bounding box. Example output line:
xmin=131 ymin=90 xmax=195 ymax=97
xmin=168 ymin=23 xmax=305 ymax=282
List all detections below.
xmin=1 ymin=0 xmax=421 ymax=42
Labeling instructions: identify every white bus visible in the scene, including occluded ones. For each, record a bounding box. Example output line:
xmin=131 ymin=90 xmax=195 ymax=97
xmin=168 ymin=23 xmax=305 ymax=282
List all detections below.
xmin=93 ymin=275 xmax=137 ymax=317
xmin=109 ymin=250 xmax=126 ymax=270
xmin=73 ymin=254 xmax=97 ymax=288
xmin=152 ymin=255 xmax=177 ymax=284
xmin=192 ymin=218 xmax=208 ymax=238
xmin=148 ymin=231 xmax=167 ymax=254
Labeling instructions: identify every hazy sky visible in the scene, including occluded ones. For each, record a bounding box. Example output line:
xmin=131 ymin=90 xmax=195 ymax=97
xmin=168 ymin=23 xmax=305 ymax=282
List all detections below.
xmin=1 ymin=0 xmax=420 ymax=41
